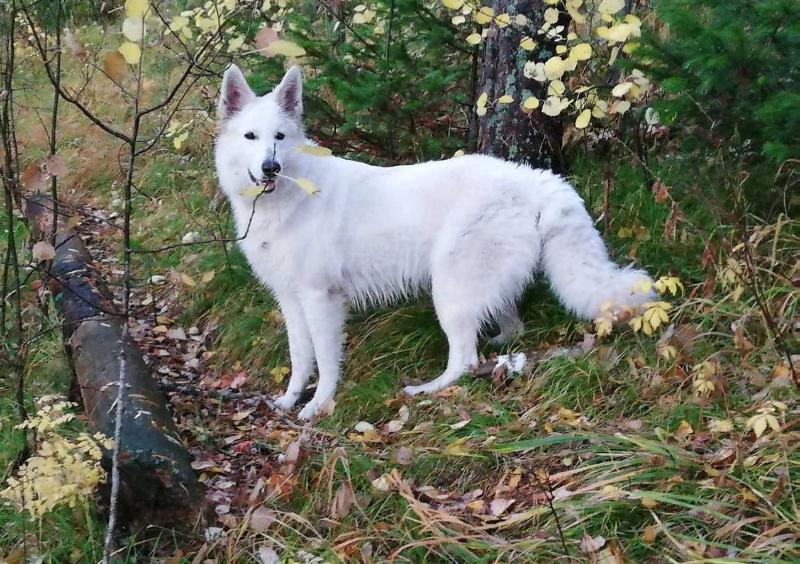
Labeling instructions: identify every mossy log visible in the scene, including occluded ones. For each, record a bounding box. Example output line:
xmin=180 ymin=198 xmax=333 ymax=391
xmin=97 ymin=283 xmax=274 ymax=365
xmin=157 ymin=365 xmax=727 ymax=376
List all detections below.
xmin=25 ymin=194 xmax=207 ymax=536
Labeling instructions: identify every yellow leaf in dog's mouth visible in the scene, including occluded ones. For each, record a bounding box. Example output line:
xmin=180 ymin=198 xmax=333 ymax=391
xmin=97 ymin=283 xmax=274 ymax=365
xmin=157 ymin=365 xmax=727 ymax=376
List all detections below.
xmin=239 ymin=186 xmax=263 ymax=198
xmin=295 ymin=177 xmax=320 ymax=196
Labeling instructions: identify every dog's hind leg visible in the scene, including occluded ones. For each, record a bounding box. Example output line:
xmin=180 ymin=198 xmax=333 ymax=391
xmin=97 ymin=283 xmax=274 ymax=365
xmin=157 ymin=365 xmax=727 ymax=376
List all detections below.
xmin=405 ymin=196 xmax=540 ymax=396
xmin=488 ymin=307 xmax=524 ymax=345
xmin=404 ymin=281 xmax=480 ymax=395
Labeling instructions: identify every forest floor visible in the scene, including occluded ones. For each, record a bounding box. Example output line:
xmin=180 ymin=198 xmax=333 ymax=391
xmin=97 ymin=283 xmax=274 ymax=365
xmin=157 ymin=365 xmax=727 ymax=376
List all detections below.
xmin=1 ymin=51 xmax=799 ymax=563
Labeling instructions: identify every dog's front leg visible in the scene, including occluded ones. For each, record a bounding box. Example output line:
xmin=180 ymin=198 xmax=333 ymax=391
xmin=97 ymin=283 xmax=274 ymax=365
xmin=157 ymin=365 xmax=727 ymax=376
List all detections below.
xmin=296 ymin=289 xmax=346 ymax=420
xmin=273 ymin=295 xmax=315 ymax=411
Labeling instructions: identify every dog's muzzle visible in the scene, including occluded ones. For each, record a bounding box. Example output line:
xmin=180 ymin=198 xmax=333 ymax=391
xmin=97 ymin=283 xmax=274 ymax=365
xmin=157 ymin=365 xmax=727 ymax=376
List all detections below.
xmin=248 ymin=170 xmax=276 ymax=194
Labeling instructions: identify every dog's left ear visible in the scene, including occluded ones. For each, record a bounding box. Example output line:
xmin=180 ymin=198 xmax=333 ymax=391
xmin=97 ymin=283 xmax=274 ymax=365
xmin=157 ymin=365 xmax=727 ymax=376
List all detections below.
xmin=275 ymin=66 xmax=303 ymax=122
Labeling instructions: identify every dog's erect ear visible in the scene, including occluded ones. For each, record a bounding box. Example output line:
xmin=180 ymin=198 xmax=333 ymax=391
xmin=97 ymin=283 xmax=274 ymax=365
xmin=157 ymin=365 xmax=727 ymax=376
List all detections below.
xmin=274 ymin=66 xmax=303 ymax=121
xmin=219 ymin=64 xmax=255 ymax=120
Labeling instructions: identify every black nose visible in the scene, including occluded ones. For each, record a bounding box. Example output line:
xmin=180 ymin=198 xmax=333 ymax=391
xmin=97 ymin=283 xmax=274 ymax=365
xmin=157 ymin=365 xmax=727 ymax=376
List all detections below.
xmin=261 ymin=160 xmax=281 ymax=177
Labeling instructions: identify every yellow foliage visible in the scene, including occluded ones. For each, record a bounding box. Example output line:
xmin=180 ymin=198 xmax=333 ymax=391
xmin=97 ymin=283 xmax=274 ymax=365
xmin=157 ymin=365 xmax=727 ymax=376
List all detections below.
xmin=118 ymin=41 xmax=141 ymax=65
xmin=1 ymin=397 xmax=110 ymax=518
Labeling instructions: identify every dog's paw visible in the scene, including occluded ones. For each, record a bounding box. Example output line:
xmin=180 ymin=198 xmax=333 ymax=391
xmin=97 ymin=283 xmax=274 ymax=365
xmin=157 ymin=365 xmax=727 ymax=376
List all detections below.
xmin=273 ymin=393 xmax=298 ymax=411
xmin=297 ymin=402 xmax=319 ymax=421
xmin=402 ymin=384 xmax=428 ymax=396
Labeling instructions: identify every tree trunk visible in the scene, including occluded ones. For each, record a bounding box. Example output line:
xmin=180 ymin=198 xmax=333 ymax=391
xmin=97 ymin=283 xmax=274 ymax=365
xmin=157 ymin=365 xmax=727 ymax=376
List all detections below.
xmin=474 ymin=0 xmax=568 ymax=173
xmin=25 ymin=194 xmax=208 ymax=537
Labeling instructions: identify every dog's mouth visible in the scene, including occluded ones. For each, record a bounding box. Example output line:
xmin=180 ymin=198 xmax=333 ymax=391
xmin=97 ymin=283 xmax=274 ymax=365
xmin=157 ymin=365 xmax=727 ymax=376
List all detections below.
xmin=248 ymin=170 xmax=277 ymax=194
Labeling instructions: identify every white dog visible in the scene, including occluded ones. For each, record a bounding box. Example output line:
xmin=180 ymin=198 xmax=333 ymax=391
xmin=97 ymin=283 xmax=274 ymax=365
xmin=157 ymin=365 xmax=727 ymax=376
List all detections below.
xmin=215 ymin=65 xmax=654 ymax=420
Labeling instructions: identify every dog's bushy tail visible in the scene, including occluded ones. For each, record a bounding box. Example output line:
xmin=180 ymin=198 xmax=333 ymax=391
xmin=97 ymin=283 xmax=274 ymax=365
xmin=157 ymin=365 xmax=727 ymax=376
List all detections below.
xmin=540 ymin=193 xmax=654 ymax=320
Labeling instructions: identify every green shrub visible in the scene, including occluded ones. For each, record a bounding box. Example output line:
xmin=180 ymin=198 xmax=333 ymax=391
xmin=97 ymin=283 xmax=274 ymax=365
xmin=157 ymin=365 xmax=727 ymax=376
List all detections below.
xmin=637 ymin=0 xmax=800 ymax=165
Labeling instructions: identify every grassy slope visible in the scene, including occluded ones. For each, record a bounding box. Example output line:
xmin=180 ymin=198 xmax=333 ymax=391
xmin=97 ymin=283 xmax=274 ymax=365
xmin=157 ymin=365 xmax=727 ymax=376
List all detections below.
xmin=2 ymin=34 xmax=799 ymax=564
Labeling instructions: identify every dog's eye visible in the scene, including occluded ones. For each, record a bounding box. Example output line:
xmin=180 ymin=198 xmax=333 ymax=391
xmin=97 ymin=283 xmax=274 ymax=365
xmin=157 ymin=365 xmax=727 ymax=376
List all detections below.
xmin=244 ymin=132 xmax=256 ymax=140
xmin=275 ymin=132 xmax=285 ymax=140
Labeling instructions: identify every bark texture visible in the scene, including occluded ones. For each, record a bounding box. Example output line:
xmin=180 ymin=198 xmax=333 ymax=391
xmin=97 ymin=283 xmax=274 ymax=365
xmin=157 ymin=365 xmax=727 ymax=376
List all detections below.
xmin=474 ymin=0 xmax=567 ymax=172
xmin=25 ymin=194 xmax=207 ymax=535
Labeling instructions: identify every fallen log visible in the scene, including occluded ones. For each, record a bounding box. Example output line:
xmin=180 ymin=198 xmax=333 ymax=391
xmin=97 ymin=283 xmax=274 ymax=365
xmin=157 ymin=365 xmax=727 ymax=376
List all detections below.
xmin=25 ymin=194 xmax=207 ymax=536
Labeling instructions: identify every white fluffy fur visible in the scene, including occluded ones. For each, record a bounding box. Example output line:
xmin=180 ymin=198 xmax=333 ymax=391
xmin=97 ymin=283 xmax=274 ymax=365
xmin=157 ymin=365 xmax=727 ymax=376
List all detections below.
xmin=215 ymin=65 xmax=654 ymax=420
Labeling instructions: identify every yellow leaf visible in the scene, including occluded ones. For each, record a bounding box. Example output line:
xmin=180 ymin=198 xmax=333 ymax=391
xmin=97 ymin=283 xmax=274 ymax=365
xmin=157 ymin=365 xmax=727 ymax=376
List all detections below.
xmin=522 ymin=96 xmax=540 ymax=111
xmin=125 ymin=0 xmax=149 ymax=18
xmin=708 ymin=419 xmax=733 ymax=434
xmin=452 ymin=15 xmax=466 ymax=25
xmin=169 ymin=16 xmax=188 ymax=33
xmin=548 ymin=79 xmax=565 ymax=96
xmin=515 ymin=14 xmax=528 ymax=26
xmin=441 ymin=0 xmax=463 ymax=9
xmin=443 ymin=437 xmax=471 ymax=456
xmin=227 ymin=34 xmax=246 ymax=53
xmin=122 ymin=17 xmax=145 ymax=41
xmin=453 ymin=149 xmax=465 ymax=157
xmin=541 ymin=96 xmax=569 ymax=117
xmin=575 ymin=109 xmax=591 ymax=129
xmin=296 ymin=145 xmax=333 ymax=157
xmin=172 ymin=131 xmax=188 ymax=150
xmin=571 ymin=42 xmax=592 ymax=61
xmin=675 ymin=420 xmax=693 ymax=439
xmin=520 ymin=37 xmax=536 ymax=51
xmin=295 ymin=177 xmax=320 ymax=196
xmin=595 ymin=317 xmax=612 ymax=337
xmin=766 ymin=414 xmax=781 ymax=433
xmin=496 ymin=13 xmax=511 ymax=28
xmin=117 ymin=42 xmax=141 ymax=65
xmin=611 ymin=82 xmax=633 ymax=97
xmin=265 ymin=40 xmax=306 ymax=58
xmin=598 ymin=0 xmax=624 ymax=14
xmin=239 ymin=186 xmax=264 ymax=198
xmin=473 ymin=6 xmax=495 ymax=25
xmin=543 ymin=56 xmax=566 ymax=80
xmin=544 ymin=7 xmax=559 ymax=24
xmin=497 ymin=94 xmax=513 ymax=104
xmin=556 ymin=45 xmax=567 ymax=54
xmin=476 ymin=92 xmax=488 ymax=108
xmin=609 ymin=99 xmax=631 ymax=114
xmin=640 ymin=495 xmax=658 ymax=509
xmin=180 ymin=273 xmax=196 ymax=287
xmin=466 ymin=33 xmax=482 ymax=45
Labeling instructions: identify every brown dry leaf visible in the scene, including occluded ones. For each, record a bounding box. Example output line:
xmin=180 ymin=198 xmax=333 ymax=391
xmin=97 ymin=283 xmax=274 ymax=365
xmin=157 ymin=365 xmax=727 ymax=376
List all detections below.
xmin=663 ymin=201 xmax=683 ymax=240
xmin=281 ymin=439 xmax=302 ymax=473
xmin=45 ymin=154 xmax=68 ymax=177
xmin=231 ymin=408 xmax=255 ymax=421
xmin=201 ymin=270 xmax=216 ymax=283
xmin=103 ymin=51 xmax=128 ymax=81
xmin=249 ymin=506 xmax=276 ymax=533
xmin=640 ymin=495 xmax=658 ymax=508
xmin=32 ymin=241 xmax=56 ymax=262
xmin=642 ymin=525 xmax=656 ymax=544
xmin=255 ymin=27 xmax=279 ymax=56
xmin=180 ymin=272 xmax=196 ymax=287
xmin=166 ymin=327 xmax=186 ymax=340
xmin=64 ymin=28 xmax=87 ymax=58
xmin=489 ymin=497 xmax=515 ymax=516
xmin=651 ymin=181 xmax=671 ymax=204
xmin=329 ymin=483 xmax=356 ymax=519
xmin=580 ymin=534 xmax=606 ymax=553
xmin=21 ymin=163 xmax=46 ymax=192
xmin=734 ymin=327 xmax=753 ymax=352
xmin=392 ymin=446 xmax=413 ymax=465
xmin=675 ymin=420 xmax=694 ymax=440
